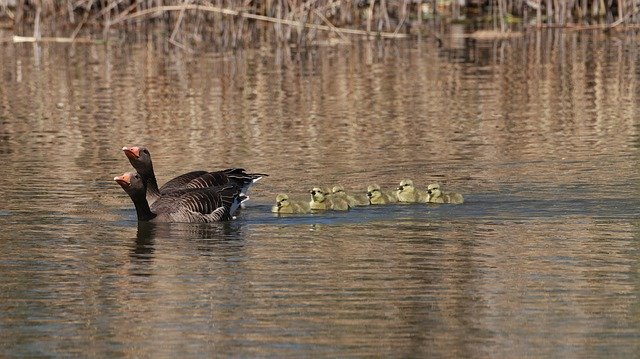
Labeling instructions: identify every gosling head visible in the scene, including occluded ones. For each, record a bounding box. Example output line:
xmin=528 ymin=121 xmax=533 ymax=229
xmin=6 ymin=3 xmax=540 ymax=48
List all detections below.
xmin=366 ymin=184 xmax=382 ymax=200
xmin=310 ymin=187 xmax=327 ymax=203
xmin=332 ymin=185 xmax=345 ymax=194
xmin=397 ymin=179 xmax=415 ymax=193
xmin=427 ymin=183 xmax=442 ymax=197
xmin=275 ymin=193 xmax=291 ymax=208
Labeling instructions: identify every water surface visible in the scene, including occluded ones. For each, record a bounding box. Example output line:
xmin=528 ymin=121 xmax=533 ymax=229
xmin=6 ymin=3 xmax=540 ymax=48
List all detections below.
xmin=1 ymin=31 xmax=639 ymax=357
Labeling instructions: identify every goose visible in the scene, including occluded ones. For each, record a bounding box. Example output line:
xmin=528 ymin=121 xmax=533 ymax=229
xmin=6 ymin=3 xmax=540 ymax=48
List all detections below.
xmin=331 ymin=186 xmax=369 ymax=207
xmin=396 ymin=179 xmax=429 ymax=203
xmin=114 ymin=172 xmax=245 ymax=222
xmin=122 ymin=146 xmax=265 ymax=206
xmin=272 ymin=194 xmax=310 ymax=214
xmin=309 ymin=187 xmax=350 ymax=211
xmin=366 ymin=184 xmax=397 ymax=205
xmin=426 ymin=183 xmax=464 ymax=204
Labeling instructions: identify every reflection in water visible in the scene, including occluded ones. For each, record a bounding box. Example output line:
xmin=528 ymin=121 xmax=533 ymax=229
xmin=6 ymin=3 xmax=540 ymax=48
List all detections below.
xmin=132 ymin=222 xmax=156 ymax=263
xmin=131 ymin=221 xmax=245 ymax=263
xmin=0 ymin=32 xmax=640 ymax=356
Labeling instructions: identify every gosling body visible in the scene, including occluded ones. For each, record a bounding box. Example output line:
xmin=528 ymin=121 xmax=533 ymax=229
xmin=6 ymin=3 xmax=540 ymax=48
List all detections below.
xmin=396 ymin=179 xmax=429 ymax=203
xmin=310 ymin=187 xmax=350 ymax=211
xmin=367 ymin=184 xmax=398 ymax=205
xmin=272 ymin=194 xmax=310 ymax=214
xmin=426 ymin=183 xmax=464 ymax=204
xmin=332 ymin=186 xmax=369 ymax=207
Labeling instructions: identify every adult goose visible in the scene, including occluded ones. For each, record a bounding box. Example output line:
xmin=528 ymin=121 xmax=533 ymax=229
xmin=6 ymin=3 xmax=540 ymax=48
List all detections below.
xmin=114 ymin=172 xmax=245 ymax=222
xmin=122 ymin=146 xmax=266 ymax=206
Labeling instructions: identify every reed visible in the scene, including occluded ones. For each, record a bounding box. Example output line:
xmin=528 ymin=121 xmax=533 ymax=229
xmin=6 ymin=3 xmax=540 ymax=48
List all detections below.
xmin=1 ymin=0 xmax=639 ymax=46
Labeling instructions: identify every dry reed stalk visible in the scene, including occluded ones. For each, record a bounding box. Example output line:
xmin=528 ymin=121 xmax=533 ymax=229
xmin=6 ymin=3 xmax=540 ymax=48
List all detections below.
xmin=33 ymin=0 xmax=41 ymax=40
xmin=8 ymin=0 xmax=640 ymax=44
xmin=393 ymin=0 xmax=408 ymax=36
xmin=12 ymin=35 xmax=96 ymax=42
xmin=607 ymin=5 xmax=640 ymax=28
xmin=313 ymin=8 xmax=349 ymax=43
xmin=70 ymin=1 xmax=93 ymax=40
xmin=110 ymin=3 xmax=409 ymax=39
xmin=366 ymin=0 xmax=374 ymax=33
xmin=170 ymin=0 xmax=190 ymax=42
xmin=380 ymin=0 xmax=390 ymax=32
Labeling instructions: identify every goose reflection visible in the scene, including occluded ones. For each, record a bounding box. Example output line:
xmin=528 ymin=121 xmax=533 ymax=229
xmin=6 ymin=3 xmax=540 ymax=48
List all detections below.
xmin=132 ymin=221 xmax=244 ymax=263
xmin=133 ymin=221 xmax=157 ymax=260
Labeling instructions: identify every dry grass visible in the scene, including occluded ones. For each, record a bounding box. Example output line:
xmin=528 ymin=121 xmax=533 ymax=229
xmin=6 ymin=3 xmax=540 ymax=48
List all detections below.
xmin=1 ymin=0 xmax=639 ymax=47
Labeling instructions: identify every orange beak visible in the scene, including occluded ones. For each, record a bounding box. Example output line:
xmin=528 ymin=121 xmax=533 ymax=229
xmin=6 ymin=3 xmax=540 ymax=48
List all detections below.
xmin=122 ymin=146 xmax=140 ymax=160
xmin=114 ymin=173 xmax=131 ymax=187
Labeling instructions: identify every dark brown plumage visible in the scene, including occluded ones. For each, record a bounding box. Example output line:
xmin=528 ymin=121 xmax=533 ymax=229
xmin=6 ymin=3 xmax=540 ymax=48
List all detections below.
xmin=122 ymin=146 xmax=266 ymax=206
xmin=114 ymin=172 xmax=246 ymax=223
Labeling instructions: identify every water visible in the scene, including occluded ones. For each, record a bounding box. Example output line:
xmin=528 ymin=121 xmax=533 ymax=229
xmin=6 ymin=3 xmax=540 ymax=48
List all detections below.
xmin=1 ymin=31 xmax=640 ymax=357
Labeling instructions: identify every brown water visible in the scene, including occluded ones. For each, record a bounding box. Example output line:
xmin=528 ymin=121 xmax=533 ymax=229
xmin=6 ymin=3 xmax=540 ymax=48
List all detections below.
xmin=1 ymin=30 xmax=640 ymax=357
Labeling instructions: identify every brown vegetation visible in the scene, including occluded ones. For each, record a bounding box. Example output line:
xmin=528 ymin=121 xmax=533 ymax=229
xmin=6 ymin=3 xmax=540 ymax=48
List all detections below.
xmin=0 ymin=0 xmax=639 ymax=47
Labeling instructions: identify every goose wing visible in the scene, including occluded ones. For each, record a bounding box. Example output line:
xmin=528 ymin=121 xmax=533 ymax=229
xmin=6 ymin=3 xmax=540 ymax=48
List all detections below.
xmin=160 ymin=170 xmax=209 ymax=192
xmin=153 ymin=185 xmax=243 ymax=222
xmin=183 ymin=168 xmax=268 ymax=193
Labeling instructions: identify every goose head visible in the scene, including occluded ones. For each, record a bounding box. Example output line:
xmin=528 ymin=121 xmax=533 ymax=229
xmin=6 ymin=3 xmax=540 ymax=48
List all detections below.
xmin=114 ymin=171 xmax=146 ymax=198
xmin=122 ymin=146 xmax=153 ymax=175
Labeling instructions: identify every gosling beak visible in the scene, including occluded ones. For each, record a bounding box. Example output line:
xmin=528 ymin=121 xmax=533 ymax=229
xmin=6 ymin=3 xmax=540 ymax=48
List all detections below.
xmin=366 ymin=192 xmax=372 ymax=197
xmin=122 ymin=146 xmax=140 ymax=159
xmin=397 ymin=186 xmax=403 ymax=191
xmin=114 ymin=173 xmax=131 ymax=187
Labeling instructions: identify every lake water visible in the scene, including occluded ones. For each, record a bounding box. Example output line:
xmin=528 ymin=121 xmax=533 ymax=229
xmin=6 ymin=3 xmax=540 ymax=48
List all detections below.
xmin=1 ymin=30 xmax=639 ymax=357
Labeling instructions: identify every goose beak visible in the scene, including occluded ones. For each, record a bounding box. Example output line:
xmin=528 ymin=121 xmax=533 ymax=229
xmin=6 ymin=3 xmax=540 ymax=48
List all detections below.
xmin=114 ymin=173 xmax=131 ymax=187
xmin=122 ymin=146 xmax=140 ymax=159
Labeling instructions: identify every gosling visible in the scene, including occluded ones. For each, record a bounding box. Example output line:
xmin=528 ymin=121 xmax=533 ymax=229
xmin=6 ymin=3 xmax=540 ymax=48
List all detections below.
xmin=426 ymin=183 xmax=464 ymax=204
xmin=396 ymin=179 xmax=429 ymax=203
xmin=332 ymin=185 xmax=369 ymax=207
xmin=310 ymin=187 xmax=350 ymax=211
xmin=272 ymin=193 xmax=310 ymax=214
xmin=366 ymin=184 xmax=398 ymax=205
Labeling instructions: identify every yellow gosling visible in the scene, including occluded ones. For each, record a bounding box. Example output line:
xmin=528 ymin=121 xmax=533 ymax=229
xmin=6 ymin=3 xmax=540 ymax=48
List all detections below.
xmin=396 ymin=179 xmax=429 ymax=203
xmin=309 ymin=187 xmax=350 ymax=211
xmin=272 ymin=193 xmax=310 ymax=214
xmin=366 ymin=184 xmax=398 ymax=205
xmin=332 ymin=185 xmax=368 ymax=207
xmin=426 ymin=183 xmax=464 ymax=204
